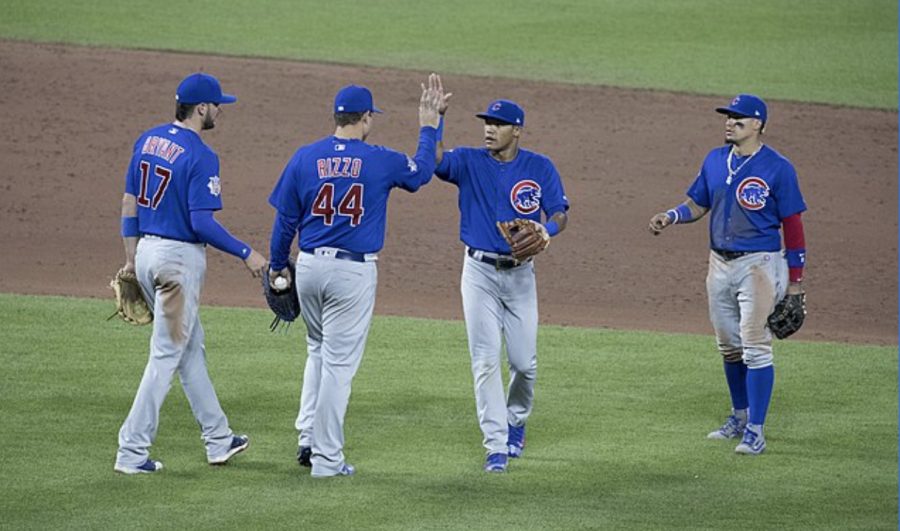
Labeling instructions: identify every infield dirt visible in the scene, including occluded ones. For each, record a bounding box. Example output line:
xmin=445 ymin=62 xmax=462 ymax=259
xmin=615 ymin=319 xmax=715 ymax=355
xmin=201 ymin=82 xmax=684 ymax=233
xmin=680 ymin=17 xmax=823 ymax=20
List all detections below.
xmin=1 ymin=41 xmax=896 ymax=344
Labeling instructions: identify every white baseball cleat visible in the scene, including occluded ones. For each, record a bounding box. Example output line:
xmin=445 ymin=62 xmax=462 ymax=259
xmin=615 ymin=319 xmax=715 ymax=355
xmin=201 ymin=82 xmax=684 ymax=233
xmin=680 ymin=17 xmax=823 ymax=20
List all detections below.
xmin=114 ymin=459 xmax=164 ymax=475
xmin=735 ymin=425 xmax=766 ymax=455
xmin=707 ymin=414 xmax=746 ymax=440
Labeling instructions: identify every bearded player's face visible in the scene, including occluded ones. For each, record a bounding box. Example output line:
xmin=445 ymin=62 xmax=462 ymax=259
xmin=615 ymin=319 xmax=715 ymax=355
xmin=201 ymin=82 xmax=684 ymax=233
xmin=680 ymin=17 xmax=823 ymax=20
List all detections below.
xmin=201 ymin=103 xmax=220 ymax=130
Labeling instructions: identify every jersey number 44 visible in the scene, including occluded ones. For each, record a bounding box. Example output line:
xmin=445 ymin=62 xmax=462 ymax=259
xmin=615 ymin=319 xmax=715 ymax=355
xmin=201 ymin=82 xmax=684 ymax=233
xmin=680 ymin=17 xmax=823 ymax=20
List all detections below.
xmin=312 ymin=183 xmax=364 ymax=227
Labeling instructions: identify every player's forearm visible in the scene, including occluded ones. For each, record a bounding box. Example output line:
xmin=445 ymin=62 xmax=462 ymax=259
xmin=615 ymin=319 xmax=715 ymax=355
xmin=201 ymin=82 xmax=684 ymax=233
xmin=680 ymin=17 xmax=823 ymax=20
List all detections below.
xmin=269 ymin=211 xmax=300 ymax=271
xmin=408 ymin=126 xmax=438 ymax=190
xmin=545 ymin=211 xmax=568 ymax=237
xmin=189 ymin=209 xmax=252 ymax=260
xmin=686 ymin=200 xmax=709 ymax=220
xmin=435 ymin=115 xmax=445 ymax=165
xmin=120 ymin=193 xmax=138 ymax=267
xmin=782 ymin=213 xmax=806 ymax=284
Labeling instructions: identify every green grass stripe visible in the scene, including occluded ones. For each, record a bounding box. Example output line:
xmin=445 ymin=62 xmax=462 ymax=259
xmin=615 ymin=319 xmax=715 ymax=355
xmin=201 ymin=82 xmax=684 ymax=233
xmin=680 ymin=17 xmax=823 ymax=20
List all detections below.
xmin=0 ymin=293 xmax=896 ymax=529
xmin=1 ymin=0 xmax=896 ymax=108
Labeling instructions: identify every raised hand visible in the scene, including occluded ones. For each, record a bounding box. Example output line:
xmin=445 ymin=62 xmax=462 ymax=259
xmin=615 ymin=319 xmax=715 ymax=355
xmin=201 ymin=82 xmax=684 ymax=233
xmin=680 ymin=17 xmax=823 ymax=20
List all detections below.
xmin=432 ymin=73 xmax=452 ymax=115
xmin=419 ymin=73 xmax=443 ymax=129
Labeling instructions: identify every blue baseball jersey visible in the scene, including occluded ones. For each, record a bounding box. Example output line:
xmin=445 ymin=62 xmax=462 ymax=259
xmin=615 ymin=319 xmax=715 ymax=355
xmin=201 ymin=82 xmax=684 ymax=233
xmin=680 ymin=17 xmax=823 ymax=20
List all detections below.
xmin=269 ymin=128 xmax=437 ymax=254
xmin=435 ymin=147 xmax=569 ymax=253
xmin=124 ymin=123 xmax=223 ymax=243
xmin=687 ymin=144 xmax=806 ymax=252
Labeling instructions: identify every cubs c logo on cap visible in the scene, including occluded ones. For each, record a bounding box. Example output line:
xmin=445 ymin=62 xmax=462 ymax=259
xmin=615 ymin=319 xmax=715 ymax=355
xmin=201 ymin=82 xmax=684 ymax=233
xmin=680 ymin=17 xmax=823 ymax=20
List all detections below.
xmin=491 ymin=102 xmax=502 ymax=111
xmin=731 ymin=96 xmax=741 ymax=106
xmin=510 ymin=179 xmax=542 ymax=214
xmin=735 ymin=177 xmax=769 ymax=210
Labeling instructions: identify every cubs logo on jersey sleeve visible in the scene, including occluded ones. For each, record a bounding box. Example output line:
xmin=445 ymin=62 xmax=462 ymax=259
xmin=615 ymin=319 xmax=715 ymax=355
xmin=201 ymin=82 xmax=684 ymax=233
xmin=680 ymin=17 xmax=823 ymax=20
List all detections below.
xmin=735 ymin=176 xmax=769 ymax=211
xmin=510 ymin=179 xmax=542 ymax=214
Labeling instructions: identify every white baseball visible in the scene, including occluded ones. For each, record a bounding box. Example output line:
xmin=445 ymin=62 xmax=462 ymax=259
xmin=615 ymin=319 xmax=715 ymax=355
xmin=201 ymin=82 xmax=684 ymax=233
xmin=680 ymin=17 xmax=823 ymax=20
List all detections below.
xmin=273 ymin=276 xmax=289 ymax=290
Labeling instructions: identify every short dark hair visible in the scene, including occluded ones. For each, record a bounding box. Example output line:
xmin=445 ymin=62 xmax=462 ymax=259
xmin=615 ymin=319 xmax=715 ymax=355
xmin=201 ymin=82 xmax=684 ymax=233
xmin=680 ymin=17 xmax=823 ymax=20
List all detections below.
xmin=334 ymin=112 xmax=366 ymax=127
xmin=176 ymin=103 xmax=198 ymax=121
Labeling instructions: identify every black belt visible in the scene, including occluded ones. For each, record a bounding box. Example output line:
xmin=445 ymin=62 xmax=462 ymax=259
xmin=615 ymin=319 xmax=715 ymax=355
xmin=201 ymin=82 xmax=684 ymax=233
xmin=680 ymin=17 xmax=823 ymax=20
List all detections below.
xmin=713 ymin=249 xmax=754 ymax=261
xmin=142 ymin=233 xmax=204 ymax=245
xmin=467 ymin=248 xmax=528 ymax=270
xmin=302 ymin=248 xmax=369 ymax=263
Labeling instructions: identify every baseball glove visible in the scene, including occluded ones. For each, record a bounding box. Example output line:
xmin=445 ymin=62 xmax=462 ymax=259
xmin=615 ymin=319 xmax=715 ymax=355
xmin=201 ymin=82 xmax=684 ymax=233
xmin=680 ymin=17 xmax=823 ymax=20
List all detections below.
xmin=108 ymin=268 xmax=152 ymax=325
xmin=767 ymin=292 xmax=806 ymax=339
xmin=262 ymin=262 xmax=300 ymax=332
xmin=496 ymin=219 xmax=550 ymax=261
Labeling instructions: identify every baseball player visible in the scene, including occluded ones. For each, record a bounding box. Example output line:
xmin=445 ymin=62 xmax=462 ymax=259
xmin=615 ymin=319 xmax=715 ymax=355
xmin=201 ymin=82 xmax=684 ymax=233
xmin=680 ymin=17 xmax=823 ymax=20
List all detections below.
xmin=435 ymin=94 xmax=570 ymax=472
xmin=267 ymin=76 xmax=444 ymax=477
xmin=114 ymin=73 xmax=268 ymax=474
xmin=649 ymin=94 xmax=807 ymax=455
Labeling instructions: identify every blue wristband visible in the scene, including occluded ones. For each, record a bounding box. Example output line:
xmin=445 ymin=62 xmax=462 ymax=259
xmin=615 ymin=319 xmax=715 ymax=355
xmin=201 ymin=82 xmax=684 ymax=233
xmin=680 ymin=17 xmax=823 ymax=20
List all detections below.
xmin=545 ymin=220 xmax=560 ymax=237
xmin=785 ymin=248 xmax=806 ymax=268
xmin=666 ymin=204 xmax=693 ymax=224
xmin=121 ymin=216 xmax=139 ymax=237
xmin=435 ymin=115 xmax=444 ymax=142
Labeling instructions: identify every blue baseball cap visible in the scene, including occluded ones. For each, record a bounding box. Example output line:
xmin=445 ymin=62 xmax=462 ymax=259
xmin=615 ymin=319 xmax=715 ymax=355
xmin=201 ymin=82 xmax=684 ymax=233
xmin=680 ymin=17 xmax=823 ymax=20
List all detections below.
xmin=176 ymin=73 xmax=237 ymax=105
xmin=716 ymin=94 xmax=767 ymax=122
xmin=476 ymin=99 xmax=525 ymax=126
xmin=334 ymin=85 xmax=382 ymax=114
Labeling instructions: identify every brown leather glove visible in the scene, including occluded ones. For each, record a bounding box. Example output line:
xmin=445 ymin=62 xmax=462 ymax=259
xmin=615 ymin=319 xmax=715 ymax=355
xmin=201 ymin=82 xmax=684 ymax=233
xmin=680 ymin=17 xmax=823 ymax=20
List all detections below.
xmin=496 ymin=219 xmax=550 ymax=261
xmin=108 ymin=268 xmax=152 ymax=325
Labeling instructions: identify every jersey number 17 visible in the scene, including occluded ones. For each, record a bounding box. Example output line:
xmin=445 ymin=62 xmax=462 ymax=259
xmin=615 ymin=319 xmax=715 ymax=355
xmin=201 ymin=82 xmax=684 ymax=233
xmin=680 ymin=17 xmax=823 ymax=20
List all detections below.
xmin=136 ymin=161 xmax=172 ymax=209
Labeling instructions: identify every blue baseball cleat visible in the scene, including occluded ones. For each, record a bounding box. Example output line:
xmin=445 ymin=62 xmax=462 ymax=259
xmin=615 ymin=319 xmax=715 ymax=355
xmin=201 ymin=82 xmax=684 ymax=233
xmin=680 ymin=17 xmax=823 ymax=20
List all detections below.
xmin=735 ymin=425 xmax=766 ymax=455
xmin=484 ymin=452 xmax=508 ymax=473
xmin=707 ymin=414 xmax=746 ymax=440
xmin=297 ymin=446 xmax=312 ymax=467
xmin=114 ymin=459 xmax=164 ymax=475
xmin=507 ymin=423 xmax=526 ymax=458
xmin=209 ymin=434 xmax=250 ymax=465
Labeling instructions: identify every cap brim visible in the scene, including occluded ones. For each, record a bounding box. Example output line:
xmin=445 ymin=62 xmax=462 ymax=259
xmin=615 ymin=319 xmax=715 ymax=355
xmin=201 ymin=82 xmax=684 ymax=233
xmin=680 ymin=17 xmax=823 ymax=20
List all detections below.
xmin=476 ymin=112 xmax=517 ymax=125
xmin=217 ymin=93 xmax=238 ymax=104
xmin=372 ymin=106 xmax=383 ymax=114
xmin=715 ymin=106 xmax=753 ymax=118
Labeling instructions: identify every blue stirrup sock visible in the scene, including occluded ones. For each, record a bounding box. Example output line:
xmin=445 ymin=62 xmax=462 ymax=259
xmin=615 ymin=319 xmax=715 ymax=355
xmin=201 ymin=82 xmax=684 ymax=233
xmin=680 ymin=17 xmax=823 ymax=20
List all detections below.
xmin=747 ymin=365 xmax=775 ymax=425
xmin=723 ymin=360 xmax=749 ymax=411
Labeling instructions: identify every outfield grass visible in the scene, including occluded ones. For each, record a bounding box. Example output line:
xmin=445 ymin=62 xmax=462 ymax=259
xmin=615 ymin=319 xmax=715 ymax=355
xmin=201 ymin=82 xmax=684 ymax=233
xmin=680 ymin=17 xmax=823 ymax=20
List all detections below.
xmin=0 ymin=293 xmax=895 ymax=529
xmin=1 ymin=0 xmax=896 ymax=108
